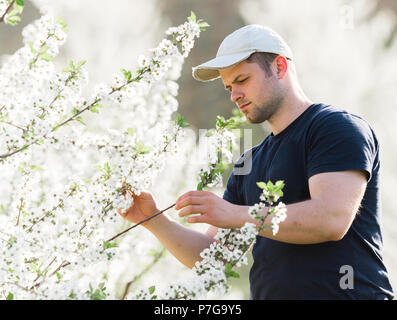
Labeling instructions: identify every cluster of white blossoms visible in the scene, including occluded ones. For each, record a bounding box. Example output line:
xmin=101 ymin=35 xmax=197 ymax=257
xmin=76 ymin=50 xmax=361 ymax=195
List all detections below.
xmin=0 ymin=5 xmax=286 ymax=300
xmin=196 ymin=113 xmax=246 ymax=190
xmin=0 ymin=8 xmax=206 ymax=299
xmin=249 ymin=181 xmax=287 ymax=235
xmin=165 ymin=12 xmax=206 ymax=57
xmin=129 ymin=181 xmax=287 ymax=300
xmin=0 ymin=14 xmax=87 ymax=168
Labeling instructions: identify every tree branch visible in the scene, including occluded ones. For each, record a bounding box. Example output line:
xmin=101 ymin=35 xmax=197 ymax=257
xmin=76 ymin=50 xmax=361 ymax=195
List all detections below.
xmin=121 ymin=248 xmax=166 ymax=299
xmin=0 ymin=0 xmax=15 ymax=23
xmin=106 ymin=203 xmax=175 ymax=242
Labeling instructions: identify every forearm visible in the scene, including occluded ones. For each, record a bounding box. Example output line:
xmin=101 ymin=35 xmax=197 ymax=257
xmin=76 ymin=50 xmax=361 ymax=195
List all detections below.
xmin=241 ymin=198 xmax=343 ymax=244
xmin=143 ymin=214 xmax=216 ymax=269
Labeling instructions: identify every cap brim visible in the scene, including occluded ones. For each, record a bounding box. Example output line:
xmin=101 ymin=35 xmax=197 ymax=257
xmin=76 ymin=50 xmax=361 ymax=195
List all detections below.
xmin=192 ymin=50 xmax=255 ymax=82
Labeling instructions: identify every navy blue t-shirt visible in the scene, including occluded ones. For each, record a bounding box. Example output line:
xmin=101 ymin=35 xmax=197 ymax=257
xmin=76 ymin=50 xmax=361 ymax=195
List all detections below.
xmin=223 ymin=103 xmax=394 ymax=299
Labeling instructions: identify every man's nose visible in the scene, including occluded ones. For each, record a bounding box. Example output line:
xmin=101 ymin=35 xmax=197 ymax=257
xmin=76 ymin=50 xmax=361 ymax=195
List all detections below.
xmin=230 ymin=88 xmax=243 ymax=103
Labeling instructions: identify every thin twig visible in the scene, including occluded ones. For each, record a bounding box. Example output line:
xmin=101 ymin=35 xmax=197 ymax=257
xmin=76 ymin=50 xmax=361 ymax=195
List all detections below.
xmin=53 ymin=68 xmax=146 ymax=131
xmin=1 ymin=121 xmax=26 ymax=131
xmin=29 ymin=34 xmax=51 ymax=68
xmin=31 ymin=260 xmax=70 ymax=290
xmin=106 ymin=203 xmax=176 ymax=242
xmin=33 ymin=256 xmax=56 ymax=283
xmin=121 ymin=248 xmax=166 ymax=300
xmin=2 ymin=281 xmax=45 ymax=298
xmin=26 ymin=187 xmax=75 ymax=233
xmin=0 ymin=0 xmax=15 ymax=23
xmin=15 ymin=197 xmax=24 ymax=226
xmin=229 ymin=207 xmax=271 ymax=270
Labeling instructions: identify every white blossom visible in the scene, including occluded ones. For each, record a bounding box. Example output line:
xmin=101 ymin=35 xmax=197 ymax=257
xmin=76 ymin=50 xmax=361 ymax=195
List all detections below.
xmin=0 ymin=9 xmax=204 ymax=300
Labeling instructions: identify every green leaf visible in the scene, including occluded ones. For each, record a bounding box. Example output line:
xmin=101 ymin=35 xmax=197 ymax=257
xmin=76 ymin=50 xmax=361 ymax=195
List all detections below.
xmin=228 ymin=271 xmax=240 ymax=278
xmin=28 ymin=42 xmax=36 ymax=54
xmin=205 ymin=130 xmax=214 ymax=137
xmin=121 ymin=68 xmax=132 ymax=81
xmin=90 ymin=106 xmax=99 ymax=113
xmin=75 ymin=116 xmax=86 ymax=126
xmin=126 ymin=128 xmax=135 ymax=136
xmin=275 ymin=180 xmax=284 ymax=187
xmin=225 ymin=263 xmax=240 ymax=278
xmin=103 ymin=241 xmax=118 ymax=250
xmin=134 ymin=141 xmax=152 ymax=154
xmin=198 ymin=22 xmax=210 ymax=31
xmin=275 ymin=190 xmax=284 ymax=198
xmin=16 ymin=0 xmax=24 ymax=6
xmin=6 ymin=292 xmax=14 ymax=300
xmin=104 ymin=162 xmax=111 ymax=173
xmin=56 ymin=17 xmax=68 ymax=31
xmin=76 ymin=60 xmax=86 ymax=68
xmin=39 ymin=52 xmax=53 ymax=62
xmin=197 ymin=182 xmax=203 ymax=191
xmin=256 ymin=182 xmax=267 ymax=189
xmin=148 ymin=286 xmax=156 ymax=295
xmin=30 ymin=164 xmax=43 ymax=171
xmin=215 ymin=115 xmax=226 ymax=129
xmin=198 ymin=22 xmax=210 ymax=28
xmin=6 ymin=15 xmax=21 ymax=26
xmin=188 ymin=11 xmax=197 ymax=23
xmin=175 ymin=113 xmax=190 ymax=128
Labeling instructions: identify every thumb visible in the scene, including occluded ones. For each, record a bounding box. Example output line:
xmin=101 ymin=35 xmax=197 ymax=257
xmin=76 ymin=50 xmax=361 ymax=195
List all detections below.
xmin=117 ymin=207 xmax=127 ymax=216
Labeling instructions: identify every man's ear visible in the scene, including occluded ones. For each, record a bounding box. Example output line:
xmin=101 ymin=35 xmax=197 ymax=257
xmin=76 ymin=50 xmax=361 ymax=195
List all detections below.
xmin=274 ymin=56 xmax=288 ymax=79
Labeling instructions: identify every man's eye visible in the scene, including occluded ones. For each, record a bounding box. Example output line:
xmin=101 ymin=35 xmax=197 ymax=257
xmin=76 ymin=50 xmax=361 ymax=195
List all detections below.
xmin=237 ymin=78 xmax=248 ymax=83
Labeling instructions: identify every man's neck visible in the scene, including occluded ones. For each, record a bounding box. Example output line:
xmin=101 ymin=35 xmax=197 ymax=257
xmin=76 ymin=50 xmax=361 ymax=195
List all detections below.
xmin=269 ymin=94 xmax=313 ymax=136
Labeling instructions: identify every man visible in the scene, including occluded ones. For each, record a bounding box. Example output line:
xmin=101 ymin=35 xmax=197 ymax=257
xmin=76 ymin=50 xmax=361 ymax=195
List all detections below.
xmin=120 ymin=25 xmax=394 ymax=299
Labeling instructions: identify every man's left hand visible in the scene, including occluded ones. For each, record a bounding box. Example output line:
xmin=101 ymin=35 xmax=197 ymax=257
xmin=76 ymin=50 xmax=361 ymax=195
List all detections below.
xmin=175 ymin=191 xmax=248 ymax=229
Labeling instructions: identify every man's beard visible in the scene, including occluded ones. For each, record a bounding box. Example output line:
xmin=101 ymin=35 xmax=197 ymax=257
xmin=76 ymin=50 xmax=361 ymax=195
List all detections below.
xmin=245 ymin=93 xmax=284 ymax=124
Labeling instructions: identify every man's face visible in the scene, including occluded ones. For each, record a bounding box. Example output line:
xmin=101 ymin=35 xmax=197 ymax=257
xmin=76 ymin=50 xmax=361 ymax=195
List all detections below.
xmin=219 ymin=59 xmax=284 ymax=124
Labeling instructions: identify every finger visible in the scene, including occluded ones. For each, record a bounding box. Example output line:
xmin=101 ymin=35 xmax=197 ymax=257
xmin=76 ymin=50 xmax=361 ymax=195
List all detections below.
xmin=186 ymin=214 xmax=208 ymax=224
xmin=178 ymin=205 xmax=206 ymax=218
xmin=176 ymin=190 xmax=205 ymax=202
xmin=128 ymin=189 xmax=154 ymax=201
xmin=116 ymin=207 xmax=126 ymax=216
xmin=127 ymin=189 xmax=137 ymax=198
xmin=175 ymin=195 xmax=206 ymax=210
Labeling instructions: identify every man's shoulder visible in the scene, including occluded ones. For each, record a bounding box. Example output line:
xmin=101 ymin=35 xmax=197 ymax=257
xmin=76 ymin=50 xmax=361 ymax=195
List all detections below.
xmin=311 ymin=103 xmax=368 ymax=123
xmin=308 ymin=103 xmax=375 ymax=137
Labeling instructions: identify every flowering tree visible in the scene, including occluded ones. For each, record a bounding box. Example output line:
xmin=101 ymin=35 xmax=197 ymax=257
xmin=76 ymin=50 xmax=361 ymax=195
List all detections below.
xmin=0 ymin=2 xmax=287 ymax=300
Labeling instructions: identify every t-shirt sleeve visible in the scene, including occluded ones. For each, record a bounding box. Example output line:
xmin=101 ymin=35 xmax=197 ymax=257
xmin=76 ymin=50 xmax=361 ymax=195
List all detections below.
xmin=307 ymin=112 xmax=377 ymax=182
xmin=223 ymin=170 xmax=242 ymax=205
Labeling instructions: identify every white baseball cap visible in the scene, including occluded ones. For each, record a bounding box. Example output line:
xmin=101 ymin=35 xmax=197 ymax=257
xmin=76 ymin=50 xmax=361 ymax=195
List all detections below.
xmin=192 ymin=25 xmax=293 ymax=82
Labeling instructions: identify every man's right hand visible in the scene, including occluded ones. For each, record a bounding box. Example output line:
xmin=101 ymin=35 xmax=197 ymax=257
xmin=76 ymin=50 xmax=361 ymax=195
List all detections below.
xmin=118 ymin=190 xmax=160 ymax=226
xmin=117 ymin=189 xmax=218 ymax=269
